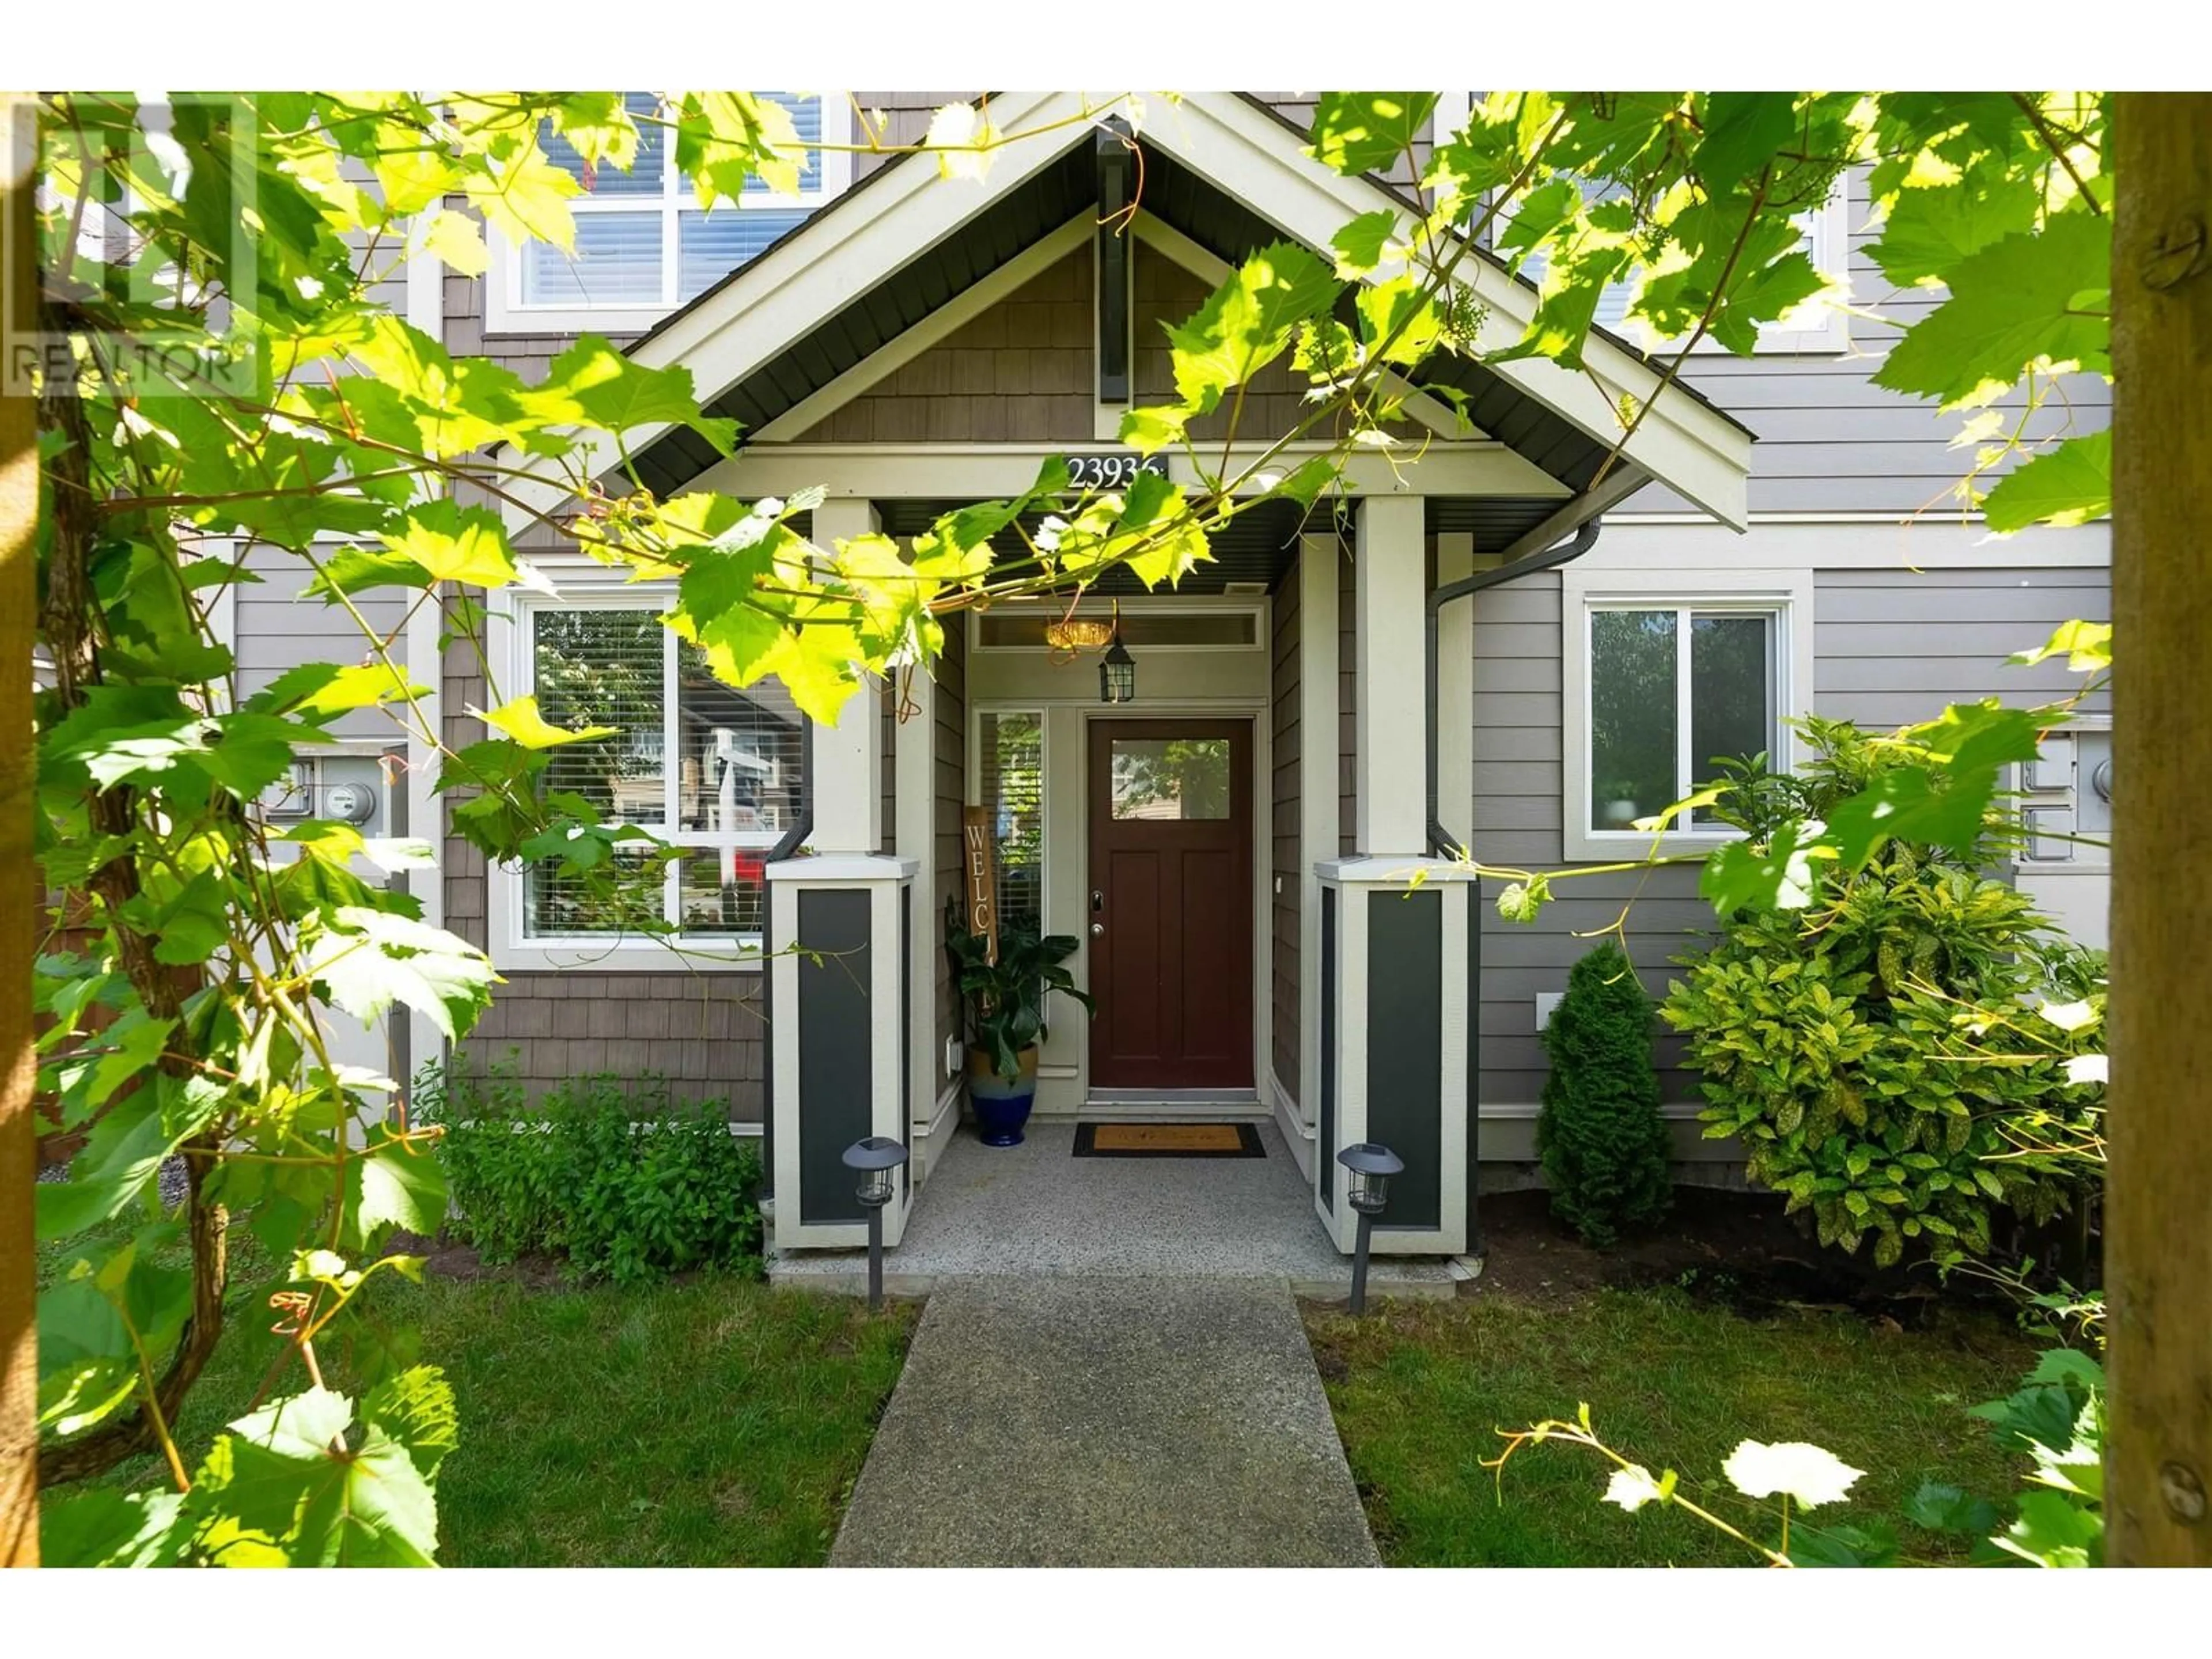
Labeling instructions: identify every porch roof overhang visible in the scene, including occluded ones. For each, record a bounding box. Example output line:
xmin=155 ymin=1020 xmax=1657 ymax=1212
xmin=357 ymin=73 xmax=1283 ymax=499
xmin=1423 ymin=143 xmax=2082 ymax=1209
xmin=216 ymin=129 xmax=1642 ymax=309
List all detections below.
xmin=494 ymin=90 xmax=1753 ymax=540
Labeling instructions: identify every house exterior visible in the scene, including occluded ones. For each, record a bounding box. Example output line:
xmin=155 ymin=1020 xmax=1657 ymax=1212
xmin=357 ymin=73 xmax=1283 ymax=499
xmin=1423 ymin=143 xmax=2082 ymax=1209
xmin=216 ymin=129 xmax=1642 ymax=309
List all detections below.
xmin=229 ymin=91 xmax=2113 ymax=1259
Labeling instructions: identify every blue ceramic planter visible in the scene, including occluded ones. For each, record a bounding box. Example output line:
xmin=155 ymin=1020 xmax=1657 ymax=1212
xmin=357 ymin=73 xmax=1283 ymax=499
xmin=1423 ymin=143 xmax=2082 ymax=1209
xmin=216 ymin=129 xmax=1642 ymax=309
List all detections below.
xmin=967 ymin=1045 xmax=1040 ymax=1147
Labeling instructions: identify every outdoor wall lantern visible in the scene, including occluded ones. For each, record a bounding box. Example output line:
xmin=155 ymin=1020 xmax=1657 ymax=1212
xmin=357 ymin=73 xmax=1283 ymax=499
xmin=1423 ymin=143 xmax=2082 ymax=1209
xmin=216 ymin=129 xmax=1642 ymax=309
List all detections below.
xmin=842 ymin=1136 xmax=910 ymax=1313
xmin=1337 ymin=1142 xmax=1405 ymax=1315
xmin=1099 ymin=624 xmax=1137 ymax=704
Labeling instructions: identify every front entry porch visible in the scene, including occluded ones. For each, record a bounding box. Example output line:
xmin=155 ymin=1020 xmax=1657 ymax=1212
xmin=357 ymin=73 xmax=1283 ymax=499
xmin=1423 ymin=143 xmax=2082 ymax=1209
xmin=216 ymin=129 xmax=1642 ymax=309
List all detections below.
xmin=768 ymin=1117 xmax=1460 ymax=1297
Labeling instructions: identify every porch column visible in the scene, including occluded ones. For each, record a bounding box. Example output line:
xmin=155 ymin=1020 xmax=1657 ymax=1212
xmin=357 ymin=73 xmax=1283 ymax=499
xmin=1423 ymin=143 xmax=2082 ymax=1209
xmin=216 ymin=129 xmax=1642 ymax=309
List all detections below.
xmin=809 ymin=498 xmax=882 ymax=855
xmin=1316 ymin=497 xmax=1475 ymax=1258
xmin=767 ymin=857 xmax=919 ymax=1251
xmin=1313 ymin=859 xmax=1476 ymax=1256
xmin=1434 ymin=531 xmax=1476 ymax=853
xmin=1354 ymin=494 xmax=1427 ymax=855
xmin=1295 ymin=530 xmax=1342 ymax=1157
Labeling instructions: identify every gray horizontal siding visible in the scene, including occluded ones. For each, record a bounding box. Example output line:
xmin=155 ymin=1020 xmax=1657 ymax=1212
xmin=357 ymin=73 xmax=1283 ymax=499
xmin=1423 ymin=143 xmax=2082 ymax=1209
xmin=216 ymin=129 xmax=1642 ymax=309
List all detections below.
xmin=1466 ymin=559 xmax=2111 ymax=1108
xmin=233 ymin=543 xmax=407 ymax=740
xmin=1628 ymin=168 xmax=2112 ymax=517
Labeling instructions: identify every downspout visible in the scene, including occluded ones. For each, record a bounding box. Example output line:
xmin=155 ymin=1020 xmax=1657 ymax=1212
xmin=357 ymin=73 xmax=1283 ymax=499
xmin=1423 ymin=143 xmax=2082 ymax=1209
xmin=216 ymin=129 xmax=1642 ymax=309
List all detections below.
xmin=1423 ymin=515 xmax=1604 ymax=1259
xmin=757 ymin=721 xmax=815 ymax=1213
xmin=1425 ymin=517 xmax=1605 ymax=859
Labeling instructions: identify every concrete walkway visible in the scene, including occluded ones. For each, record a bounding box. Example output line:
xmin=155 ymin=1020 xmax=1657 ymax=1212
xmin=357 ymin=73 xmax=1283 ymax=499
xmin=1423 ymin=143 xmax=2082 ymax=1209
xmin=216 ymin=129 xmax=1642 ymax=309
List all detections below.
xmin=830 ymin=1276 xmax=1380 ymax=1567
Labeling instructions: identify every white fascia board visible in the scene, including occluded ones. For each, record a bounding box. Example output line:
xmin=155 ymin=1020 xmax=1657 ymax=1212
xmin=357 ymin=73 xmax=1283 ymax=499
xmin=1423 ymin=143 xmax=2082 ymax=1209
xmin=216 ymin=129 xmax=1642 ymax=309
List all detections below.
xmin=493 ymin=90 xmax=1107 ymax=533
xmin=688 ymin=440 xmax=1568 ymax=503
xmin=1136 ymin=94 xmax=1753 ymax=529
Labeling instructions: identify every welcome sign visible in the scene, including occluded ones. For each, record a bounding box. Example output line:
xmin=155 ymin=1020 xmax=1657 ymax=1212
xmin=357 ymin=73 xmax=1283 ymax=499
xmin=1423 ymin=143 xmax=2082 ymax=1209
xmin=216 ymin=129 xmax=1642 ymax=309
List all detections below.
xmin=961 ymin=805 xmax=998 ymax=965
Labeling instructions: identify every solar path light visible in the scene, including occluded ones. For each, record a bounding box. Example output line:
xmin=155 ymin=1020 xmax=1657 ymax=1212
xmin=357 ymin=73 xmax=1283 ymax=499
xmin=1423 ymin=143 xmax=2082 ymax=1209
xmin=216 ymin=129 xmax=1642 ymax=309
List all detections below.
xmin=842 ymin=1136 xmax=910 ymax=1313
xmin=1336 ymin=1142 xmax=1404 ymax=1315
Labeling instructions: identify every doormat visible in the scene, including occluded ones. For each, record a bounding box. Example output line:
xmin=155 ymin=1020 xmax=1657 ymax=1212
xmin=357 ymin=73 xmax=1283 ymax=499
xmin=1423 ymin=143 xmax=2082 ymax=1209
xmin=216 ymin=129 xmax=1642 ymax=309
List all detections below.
xmin=1073 ymin=1122 xmax=1266 ymax=1158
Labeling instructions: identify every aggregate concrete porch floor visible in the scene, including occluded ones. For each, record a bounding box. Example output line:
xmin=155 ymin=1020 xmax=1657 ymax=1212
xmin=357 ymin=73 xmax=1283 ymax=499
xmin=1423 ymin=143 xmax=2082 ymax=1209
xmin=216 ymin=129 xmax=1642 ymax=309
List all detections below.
xmin=828 ymin=1275 xmax=1381 ymax=1567
xmin=770 ymin=1117 xmax=1460 ymax=1297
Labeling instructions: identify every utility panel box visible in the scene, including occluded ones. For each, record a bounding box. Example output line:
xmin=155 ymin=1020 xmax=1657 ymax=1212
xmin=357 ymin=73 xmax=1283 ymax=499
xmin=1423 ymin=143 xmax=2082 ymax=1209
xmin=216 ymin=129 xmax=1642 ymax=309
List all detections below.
xmin=2014 ymin=725 xmax=2112 ymax=950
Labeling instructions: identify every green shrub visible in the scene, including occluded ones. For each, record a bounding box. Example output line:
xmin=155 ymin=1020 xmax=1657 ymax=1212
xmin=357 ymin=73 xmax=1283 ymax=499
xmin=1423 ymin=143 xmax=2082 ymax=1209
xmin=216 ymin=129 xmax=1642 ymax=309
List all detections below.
xmin=1537 ymin=941 xmax=1674 ymax=1245
xmin=1664 ymin=722 xmax=2103 ymax=1268
xmin=414 ymin=1063 xmax=763 ymax=1284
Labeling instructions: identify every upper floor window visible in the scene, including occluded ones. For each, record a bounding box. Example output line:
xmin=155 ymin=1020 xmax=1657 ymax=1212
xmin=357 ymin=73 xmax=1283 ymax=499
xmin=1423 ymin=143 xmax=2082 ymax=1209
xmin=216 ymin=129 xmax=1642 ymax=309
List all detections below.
xmin=486 ymin=91 xmax=853 ymax=334
xmin=1501 ymin=180 xmax=1850 ymax=355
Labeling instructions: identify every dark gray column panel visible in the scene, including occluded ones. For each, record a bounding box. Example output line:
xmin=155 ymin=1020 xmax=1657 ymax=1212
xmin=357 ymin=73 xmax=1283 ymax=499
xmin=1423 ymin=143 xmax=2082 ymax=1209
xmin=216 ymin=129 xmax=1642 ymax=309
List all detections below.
xmin=1366 ymin=889 xmax=1441 ymax=1232
xmin=798 ymin=888 xmax=873 ymax=1226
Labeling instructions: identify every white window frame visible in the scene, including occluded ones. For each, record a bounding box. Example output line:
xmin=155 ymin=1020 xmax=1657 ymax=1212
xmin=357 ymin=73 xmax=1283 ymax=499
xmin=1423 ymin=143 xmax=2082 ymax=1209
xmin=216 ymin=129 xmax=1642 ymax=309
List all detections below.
xmin=1561 ymin=566 xmax=1815 ymax=862
xmin=487 ymin=571 xmax=800 ymax=972
xmin=484 ymin=93 xmax=854 ymax=336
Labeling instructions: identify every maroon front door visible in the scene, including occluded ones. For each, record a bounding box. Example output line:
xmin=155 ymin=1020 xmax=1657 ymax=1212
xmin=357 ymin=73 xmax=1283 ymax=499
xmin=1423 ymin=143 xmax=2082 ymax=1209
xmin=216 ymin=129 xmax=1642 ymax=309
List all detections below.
xmin=1087 ymin=719 xmax=1254 ymax=1090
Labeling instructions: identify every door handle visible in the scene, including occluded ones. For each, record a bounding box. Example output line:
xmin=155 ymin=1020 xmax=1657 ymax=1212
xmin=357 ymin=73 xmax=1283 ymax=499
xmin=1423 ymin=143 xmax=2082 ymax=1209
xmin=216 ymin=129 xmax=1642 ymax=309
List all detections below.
xmin=1090 ymin=923 xmax=1104 ymax=936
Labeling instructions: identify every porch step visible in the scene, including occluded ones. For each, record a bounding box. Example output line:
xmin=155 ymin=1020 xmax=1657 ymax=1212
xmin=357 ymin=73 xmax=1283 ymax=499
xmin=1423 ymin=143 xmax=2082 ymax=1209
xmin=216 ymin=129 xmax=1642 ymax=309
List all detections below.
xmin=828 ymin=1276 xmax=1380 ymax=1567
xmin=768 ymin=1118 xmax=1460 ymax=1298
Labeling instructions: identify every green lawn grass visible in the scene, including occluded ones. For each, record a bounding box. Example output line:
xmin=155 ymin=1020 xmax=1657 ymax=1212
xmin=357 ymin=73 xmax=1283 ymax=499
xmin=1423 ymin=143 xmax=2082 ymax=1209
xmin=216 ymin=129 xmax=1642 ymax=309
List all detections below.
xmin=41 ymin=1227 xmax=916 ymax=1566
xmin=1305 ymin=1288 xmax=2039 ymax=1567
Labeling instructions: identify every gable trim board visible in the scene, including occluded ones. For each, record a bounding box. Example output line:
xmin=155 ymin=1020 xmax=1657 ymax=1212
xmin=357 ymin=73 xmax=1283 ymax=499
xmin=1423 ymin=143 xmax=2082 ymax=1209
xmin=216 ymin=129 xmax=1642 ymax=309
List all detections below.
xmin=491 ymin=90 xmax=1753 ymax=535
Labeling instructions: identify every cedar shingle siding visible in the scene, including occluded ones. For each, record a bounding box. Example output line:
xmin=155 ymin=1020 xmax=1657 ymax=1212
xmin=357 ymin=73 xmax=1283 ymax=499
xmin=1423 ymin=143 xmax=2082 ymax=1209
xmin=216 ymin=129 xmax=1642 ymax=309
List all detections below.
xmin=796 ymin=249 xmax=1094 ymax=444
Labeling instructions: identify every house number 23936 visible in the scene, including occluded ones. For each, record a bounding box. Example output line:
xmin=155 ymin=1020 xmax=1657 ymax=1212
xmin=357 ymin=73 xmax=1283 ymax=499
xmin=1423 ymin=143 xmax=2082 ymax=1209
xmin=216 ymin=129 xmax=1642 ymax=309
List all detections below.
xmin=1060 ymin=452 xmax=1169 ymax=491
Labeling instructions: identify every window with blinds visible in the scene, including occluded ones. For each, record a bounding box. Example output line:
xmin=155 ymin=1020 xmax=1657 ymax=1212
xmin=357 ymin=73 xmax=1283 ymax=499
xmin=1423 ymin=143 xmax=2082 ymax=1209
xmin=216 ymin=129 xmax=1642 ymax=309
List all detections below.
xmin=979 ymin=712 xmax=1043 ymax=940
xmin=1498 ymin=179 xmax=1845 ymax=352
xmin=523 ymin=604 xmax=804 ymax=944
xmin=518 ymin=92 xmax=844 ymax=312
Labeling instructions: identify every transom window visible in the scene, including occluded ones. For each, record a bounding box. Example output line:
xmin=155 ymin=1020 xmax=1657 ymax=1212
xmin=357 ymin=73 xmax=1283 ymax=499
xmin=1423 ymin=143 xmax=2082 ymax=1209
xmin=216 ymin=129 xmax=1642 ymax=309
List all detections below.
xmin=490 ymin=91 xmax=853 ymax=331
xmin=522 ymin=603 xmax=804 ymax=950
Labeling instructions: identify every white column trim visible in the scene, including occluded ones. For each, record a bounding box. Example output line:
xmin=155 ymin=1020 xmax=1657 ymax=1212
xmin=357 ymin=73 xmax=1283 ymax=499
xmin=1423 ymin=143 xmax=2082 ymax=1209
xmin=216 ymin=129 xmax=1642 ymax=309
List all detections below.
xmin=1355 ymin=495 xmax=1427 ymax=856
xmin=807 ymin=498 xmax=882 ymax=855
xmin=403 ymin=591 xmax=446 ymax=1084
xmin=1435 ymin=530 xmax=1475 ymax=855
xmin=1296 ymin=532 xmax=1340 ymax=1135
xmin=893 ymin=660 xmax=937 ymax=1174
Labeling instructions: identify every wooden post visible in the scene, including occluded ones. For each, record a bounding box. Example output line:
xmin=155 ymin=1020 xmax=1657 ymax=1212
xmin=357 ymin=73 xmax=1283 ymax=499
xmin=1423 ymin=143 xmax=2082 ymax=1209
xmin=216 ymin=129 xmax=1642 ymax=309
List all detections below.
xmin=2107 ymin=90 xmax=2212 ymax=1567
xmin=2 ymin=91 xmax=40 ymax=1568
xmin=961 ymin=804 xmax=998 ymax=965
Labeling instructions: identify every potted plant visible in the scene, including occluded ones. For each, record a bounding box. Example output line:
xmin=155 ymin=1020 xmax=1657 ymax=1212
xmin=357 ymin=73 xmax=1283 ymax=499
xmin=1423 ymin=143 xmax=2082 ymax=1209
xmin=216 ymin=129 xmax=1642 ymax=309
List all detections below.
xmin=945 ymin=910 xmax=1094 ymax=1147
xmin=1599 ymin=779 xmax=1642 ymax=827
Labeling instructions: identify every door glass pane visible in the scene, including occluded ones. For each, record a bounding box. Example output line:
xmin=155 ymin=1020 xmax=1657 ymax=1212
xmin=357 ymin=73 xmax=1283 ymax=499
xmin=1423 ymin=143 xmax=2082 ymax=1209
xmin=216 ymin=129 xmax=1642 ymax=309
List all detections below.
xmin=1111 ymin=737 xmax=1230 ymax=821
xmin=980 ymin=712 xmax=1043 ymax=937
xmin=1690 ymin=613 xmax=1776 ymax=821
xmin=1589 ymin=609 xmax=1677 ymax=831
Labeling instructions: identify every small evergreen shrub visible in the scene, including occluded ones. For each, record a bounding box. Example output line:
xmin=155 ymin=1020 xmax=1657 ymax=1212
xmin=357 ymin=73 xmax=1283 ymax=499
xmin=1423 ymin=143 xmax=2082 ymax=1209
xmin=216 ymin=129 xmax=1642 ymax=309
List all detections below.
xmin=1537 ymin=941 xmax=1674 ymax=1246
xmin=415 ymin=1063 xmax=763 ymax=1284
